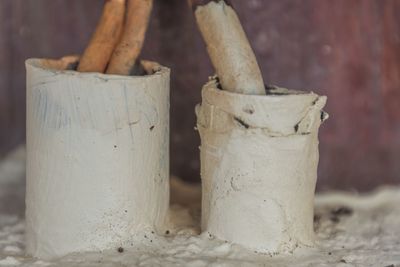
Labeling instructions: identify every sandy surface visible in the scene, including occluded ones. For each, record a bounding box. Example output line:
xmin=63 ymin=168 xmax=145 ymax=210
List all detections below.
xmin=0 ymin=146 xmax=399 ymax=266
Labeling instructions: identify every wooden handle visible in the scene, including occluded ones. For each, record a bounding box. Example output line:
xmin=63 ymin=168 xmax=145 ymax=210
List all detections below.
xmin=78 ymin=0 xmax=126 ymax=73
xmin=106 ymin=0 xmax=153 ymax=75
xmin=191 ymin=0 xmax=265 ymax=95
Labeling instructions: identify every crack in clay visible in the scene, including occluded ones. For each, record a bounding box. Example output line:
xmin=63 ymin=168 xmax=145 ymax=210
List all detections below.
xmin=233 ymin=117 xmax=249 ymax=129
xmin=123 ymin=87 xmax=136 ymax=144
xmin=128 ymin=121 xmax=139 ymax=126
xmin=230 ymin=177 xmax=240 ymax=191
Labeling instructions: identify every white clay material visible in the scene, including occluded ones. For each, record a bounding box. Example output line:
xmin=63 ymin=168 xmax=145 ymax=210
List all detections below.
xmin=25 ymin=57 xmax=170 ymax=259
xmin=196 ymin=78 xmax=328 ymax=253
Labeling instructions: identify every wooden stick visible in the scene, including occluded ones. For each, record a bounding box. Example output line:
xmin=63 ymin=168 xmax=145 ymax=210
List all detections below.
xmin=106 ymin=0 xmax=153 ymax=75
xmin=77 ymin=0 xmax=126 ymax=73
xmin=191 ymin=0 xmax=265 ymax=95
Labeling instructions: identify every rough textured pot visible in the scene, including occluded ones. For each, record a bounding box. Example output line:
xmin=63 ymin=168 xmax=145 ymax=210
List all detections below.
xmin=196 ymin=77 xmax=328 ymax=253
xmin=25 ymin=57 xmax=170 ymax=259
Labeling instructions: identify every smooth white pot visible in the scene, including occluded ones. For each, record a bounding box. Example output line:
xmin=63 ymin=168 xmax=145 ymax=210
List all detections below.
xmin=25 ymin=57 xmax=170 ymax=259
xmin=196 ymin=78 xmax=328 ymax=253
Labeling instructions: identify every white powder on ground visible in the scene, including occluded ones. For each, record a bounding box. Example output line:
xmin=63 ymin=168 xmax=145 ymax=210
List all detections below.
xmin=0 ymin=257 xmax=20 ymax=266
xmin=0 ymin=146 xmax=399 ymax=266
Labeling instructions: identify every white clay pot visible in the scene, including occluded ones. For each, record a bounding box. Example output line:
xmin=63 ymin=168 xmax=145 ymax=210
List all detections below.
xmin=25 ymin=57 xmax=170 ymax=259
xmin=196 ymin=78 xmax=328 ymax=253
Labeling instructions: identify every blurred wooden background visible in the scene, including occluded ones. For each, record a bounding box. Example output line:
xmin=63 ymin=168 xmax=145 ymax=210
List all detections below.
xmin=0 ymin=0 xmax=399 ymax=191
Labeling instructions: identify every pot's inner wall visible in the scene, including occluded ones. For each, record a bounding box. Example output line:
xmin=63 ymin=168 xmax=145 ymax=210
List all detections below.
xmin=213 ymin=77 xmax=310 ymax=96
xmin=40 ymin=56 xmax=159 ymax=76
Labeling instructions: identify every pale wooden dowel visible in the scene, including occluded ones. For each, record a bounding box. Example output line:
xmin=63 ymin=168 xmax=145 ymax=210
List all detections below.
xmin=78 ymin=0 xmax=126 ymax=73
xmin=106 ymin=0 xmax=153 ymax=75
xmin=191 ymin=0 xmax=266 ymax=95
